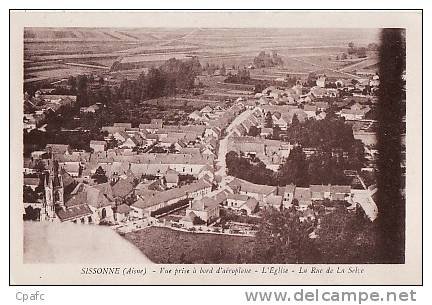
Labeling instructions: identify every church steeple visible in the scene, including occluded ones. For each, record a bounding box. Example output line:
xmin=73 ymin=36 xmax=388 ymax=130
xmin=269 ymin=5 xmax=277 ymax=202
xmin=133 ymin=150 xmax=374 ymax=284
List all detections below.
xmin=41 ymin=160 xmax=64 ymax=221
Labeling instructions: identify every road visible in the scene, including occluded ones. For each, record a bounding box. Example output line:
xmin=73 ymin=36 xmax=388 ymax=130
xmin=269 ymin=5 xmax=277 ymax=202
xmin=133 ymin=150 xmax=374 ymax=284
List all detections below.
xmin=215 ymin=108 xmax=255 ymax=186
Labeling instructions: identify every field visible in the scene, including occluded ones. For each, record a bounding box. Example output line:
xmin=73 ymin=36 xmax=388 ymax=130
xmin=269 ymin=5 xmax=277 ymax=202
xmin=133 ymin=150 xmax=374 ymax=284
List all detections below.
xmin=24 ymin=28 xmax=380 ymax=84
xmin=124 ymin=226 xmax=256 ymax=263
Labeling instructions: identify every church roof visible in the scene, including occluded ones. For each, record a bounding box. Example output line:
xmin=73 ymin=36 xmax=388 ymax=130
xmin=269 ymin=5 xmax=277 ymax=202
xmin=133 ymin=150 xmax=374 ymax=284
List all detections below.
xmin=56 ymin=204 xmax=92 ymax=222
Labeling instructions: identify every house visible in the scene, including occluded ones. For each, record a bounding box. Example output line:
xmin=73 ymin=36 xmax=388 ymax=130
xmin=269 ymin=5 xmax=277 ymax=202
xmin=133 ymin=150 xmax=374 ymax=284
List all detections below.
xmin=310 ymin=184 xmax=331 ymax=201
xmin=131 ymin=178 xmax=212 ymax=218
xmin=150 ymin=119 xmax=163 ymax=128
xmin=198 ymin=165 xmax=215 ymax=181
xmin=240 ymin=197 xmax=259 ymax=215
xmin=113 ymin=122 xmax=132 ymax=129
xmin=113 ymin=131 xmax=130 ymax=143
xmin=226 ymin=193 xmax=249 ymax=209
xmin=115 ymin=204 xmax=132 ymax=222
xmin=24 ymin=177 xmax=40 ymax=190
xmin=316 ymin=112 xmax=327 ymax=120
xmin=111 ymin=178 xmax=135 ymax=200
xmin=179 ymin=211 xmax=198 ymax=228
xmin=282 ymin=184 xmax=296 ymax=207
xmin=58 ymin=161 xmax=81 ymax=177
xmin=339 ymin=109 xmax=368 ymax=121
xmin=303 ymin=105 xmax=317 ymax=119
xmin=228 ymin=178 xmax=276 ymax=202
xmin=316 ymin=76 xmax=327 ymax=88
xmin=139 ymin=123 xmax=160 ymax=133
xmin=293 ymin=187 xmax=312 ymax=211
xmin=330 ymin=185 xmax=352 ymax=201
xmin=81 ymin=182 xmax=115 ymax=222
xmin=46 ymin=144 xmax=70 ymax=155
xmin=260 ymin=127 xmax=273 ymax=138
xmin=309 ymin=86 xmax=328 ymax=98
xmin=200 ymin=106 xmax=213 ymax=114
xmin=188 ymin=111 xmax=203 ymax=121
xmin=56 ymin=198 xmax=94 ymax=224
xmin=201 ymin=146 xmax=216 ymax=158
xmin=80 ymin=104 xmax=100 ymax=113
xmin=264 ymin=194 xmax=283 ymax=209
xmin=299 ymin=208 xmax=316 ymax=223
xmin=101 ymin=125 xmax=126 ymax=135
xmin=212 ymin=190 xmax=228 ymax=206
xmin=370 ymin=74 xmax=380 ymax=87
xmin=165 ymin=169 xmax=180 ymax=188
xmin=204 ymin=127 xmax=221 ymax=139
xmin=119 ymin=136 xmax=140 ymax=148
xmin=55 ymin=181 xmax=115 ymax=224
xmin=315 ymin=101 xmax=329 ymax=112
xmin=90 ymin=140 xmax=107 ymax=152
xmin=186 ymin=197 xmax=220 ymax=224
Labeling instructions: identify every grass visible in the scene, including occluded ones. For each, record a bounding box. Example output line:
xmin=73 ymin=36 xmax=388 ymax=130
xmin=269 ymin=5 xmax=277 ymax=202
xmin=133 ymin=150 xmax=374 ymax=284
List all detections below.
xmin=123 ymin=226 xmax=256 ymax=264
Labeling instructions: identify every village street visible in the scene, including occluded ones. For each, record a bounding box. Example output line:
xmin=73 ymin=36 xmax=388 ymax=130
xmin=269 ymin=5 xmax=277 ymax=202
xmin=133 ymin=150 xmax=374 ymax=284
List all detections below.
xmin=215 ymin=108 xmax=254 ymax=185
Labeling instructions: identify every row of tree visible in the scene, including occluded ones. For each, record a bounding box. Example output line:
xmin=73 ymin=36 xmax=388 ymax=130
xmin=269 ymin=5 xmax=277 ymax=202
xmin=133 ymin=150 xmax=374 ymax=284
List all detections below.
xmin=347 ymin=42 xmax=367 ymax=58
xmin=253 ymin=51 xmax=284 ymax=68
xmin=226 ymin=146 xmax=352 ymax=188
xmin=253 ymin=206 xmax=377 ymax=263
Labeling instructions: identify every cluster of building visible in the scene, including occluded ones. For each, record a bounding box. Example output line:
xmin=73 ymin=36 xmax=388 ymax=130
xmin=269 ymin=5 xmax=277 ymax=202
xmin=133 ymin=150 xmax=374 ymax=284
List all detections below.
xmin=23 ymin=68 xmax=384 ymax=232
xmin=23 ymin=90 xmax=77 ymax=131
xmin=228 ymin=136 xmax=293 ymax=171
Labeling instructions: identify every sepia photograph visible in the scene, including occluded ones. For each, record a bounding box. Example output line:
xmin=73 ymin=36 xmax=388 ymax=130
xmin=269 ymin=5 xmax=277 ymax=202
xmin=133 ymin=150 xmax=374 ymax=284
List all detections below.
xmin=10 ymin=10 xmax=422 ymax=285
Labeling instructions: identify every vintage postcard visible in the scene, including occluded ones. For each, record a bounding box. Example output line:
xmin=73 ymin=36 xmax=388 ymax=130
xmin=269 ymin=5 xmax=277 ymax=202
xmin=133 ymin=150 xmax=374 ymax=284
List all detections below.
xmin=10 ymin=10 xmax=422 ymax=285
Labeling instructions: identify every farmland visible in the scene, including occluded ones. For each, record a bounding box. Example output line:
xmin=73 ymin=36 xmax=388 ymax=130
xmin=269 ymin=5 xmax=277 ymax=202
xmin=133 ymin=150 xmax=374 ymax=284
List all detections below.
xmin=24 ymin=27 xmax=380 ymax=85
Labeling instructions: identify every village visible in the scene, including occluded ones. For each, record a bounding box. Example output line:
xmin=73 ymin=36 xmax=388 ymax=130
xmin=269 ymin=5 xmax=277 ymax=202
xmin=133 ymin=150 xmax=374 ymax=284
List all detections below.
xmin=20 ymin=24 xmax=415 ymax=265
xmin=22 ymin=56 xmax=390 ymax=244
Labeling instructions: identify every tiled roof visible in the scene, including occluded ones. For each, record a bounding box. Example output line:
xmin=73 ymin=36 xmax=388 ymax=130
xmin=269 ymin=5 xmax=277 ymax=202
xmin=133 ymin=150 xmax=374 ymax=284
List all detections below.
xmin=310 ymin=184 xmax=331 ymax=193
xmin=24 ymin=177 xmax=40 ymax=186
xmin=56 ymin=204 xmax=92 ymax=222
xmin=233 ymin=178 xmax=276 ymax=196
xmin=331 ymin=185 xmax=351 ymax=194
xmin=116 ymin=203 xmax=132 ymax=214
xmin=132 ymin=179 xmax=211 ymax=209
xmin=284 ymin=184 xmax=296 ymax=193
xmin=265 ymin=194 xmax=283 ymax=206
xmin=294 ymin=187 xmax=311 ymax=201
xmin=112 ymin=179 xmax=134 ymax=198
xmin=242 ymin=197 xmax=259 ymax=211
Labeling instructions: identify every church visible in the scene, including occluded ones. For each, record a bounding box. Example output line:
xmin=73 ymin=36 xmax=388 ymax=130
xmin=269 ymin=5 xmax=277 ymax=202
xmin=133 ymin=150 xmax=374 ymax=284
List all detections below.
xmin=40 ymin=161 xmax=115 ymax=224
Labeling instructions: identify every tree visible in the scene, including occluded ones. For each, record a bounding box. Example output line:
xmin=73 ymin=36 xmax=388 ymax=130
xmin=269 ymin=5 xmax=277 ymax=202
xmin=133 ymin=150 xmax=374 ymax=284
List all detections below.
xmin=347 ymin=42 xmax=356 ymax=55
xmin=291 ymin=113 xmax=300 ymax=126
xmin=253 ymin=51 xmax=283 ymax=68
xmin=34 ymin=160 xmax=46 ymax=173
xmin=192 ymin=216 xmax=206 ymax=225
xmin=248 ymin=126 xmax=261 ymax=137
xmin=307 ymin=72 xmax=318 ymax=87
xmin=220 ymin=63 xmax=226 ymax=76
xmin=253 ymin=207 xmax=316 ymax=263
xmin=277 ymin=146 xmax=309 ymax=186
xmin=367 ymin=43 xmax=379 ymax=51
xmin=272 ymin=125 xmax=281 ymax=140
xmin=264 ymin=111 xmax=273 ymax=128
xmin=23 ymin=185 xmax=40 ymax=203
xmin=23 ymin=206 xmax=40 ymax=221
xmin=67 ymin=76 xmax=77 ymax=92
xmin=316 ymin=206 xmax=377 ymax=263
xmin=356 ymin=47 xmax=367 ymax=58
xmin=91 ymin=166 xmax=108 ymax=184
xmin=340 ymin=52 xmax=348 ymax=60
